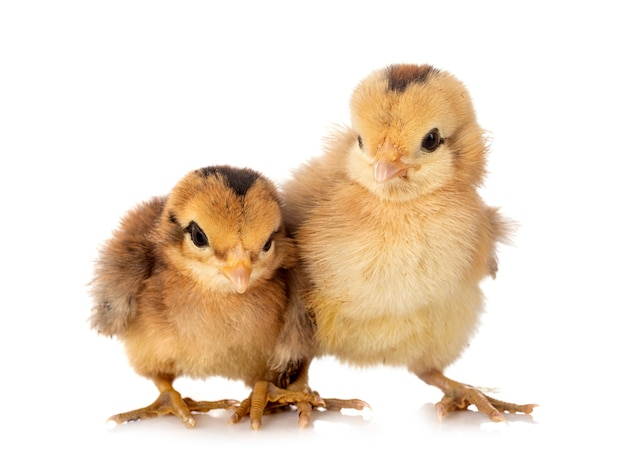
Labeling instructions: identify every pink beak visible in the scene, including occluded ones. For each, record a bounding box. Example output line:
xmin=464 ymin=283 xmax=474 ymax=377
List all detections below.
xmin=374 ymin=139 xmax=407 ymax=183
xmin=374 ymin=159 xmax=408 ymax=183
xmin=221 ymin=243 xmax=252 ymax=293
xmin=222 ymin=264 xmax=251 ymax=294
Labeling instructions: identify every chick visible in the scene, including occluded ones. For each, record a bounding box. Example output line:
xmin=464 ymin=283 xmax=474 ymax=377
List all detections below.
xmin=282 ymin=64 xmax=536 ymax=422
xmin=90 ymin=165 xmax=321 ymax=430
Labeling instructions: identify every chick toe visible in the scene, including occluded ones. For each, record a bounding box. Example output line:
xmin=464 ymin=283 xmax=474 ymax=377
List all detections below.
xmin=183 ymin=397 xmax=240 ymax=413
xmin=321 ymin=397 xmax=371 ymax=412
xmin=420 ymin=370 xmax=535 ymax=422
xmin=229 ymin=380 xmax=324 ymax=430
xmin=108 ymin=389 xmax=196 ymax=428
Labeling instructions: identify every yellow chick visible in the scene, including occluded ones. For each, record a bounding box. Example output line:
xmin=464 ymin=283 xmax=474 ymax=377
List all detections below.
xmin=90 ymin=165 xmax=321 ymax=430
xmin=282 ymin=64 xmax=536 ymax=422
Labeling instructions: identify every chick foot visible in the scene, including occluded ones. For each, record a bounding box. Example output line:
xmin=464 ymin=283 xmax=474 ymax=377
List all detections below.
xmin=107 ymin=389 xmax=197 ymax=428
xmin=418 ymin=370 xmax=536 ymax=422
xmin=108 ymin=388 xmax=237 ymax=428
xmin=229 ymin=380 xmax=325 ymax=430
xmin=281 ymin=368 xmax=370 ymax=428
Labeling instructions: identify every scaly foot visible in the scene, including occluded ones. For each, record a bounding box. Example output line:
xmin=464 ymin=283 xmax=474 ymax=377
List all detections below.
xmin=229 ymin=380 xmax=326 ymax=430
xmin=235 ymin=383 xmax=369 ymax=429
xmin=108 ymin=390 xmax=237 ymax=429
xmin=107 ymin=389 xmax=195 ymax=428
xmin=418 ymin=370 xmax=537 ymax=422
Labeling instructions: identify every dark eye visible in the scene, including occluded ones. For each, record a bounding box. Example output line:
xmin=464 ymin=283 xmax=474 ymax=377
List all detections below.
xmin=357 ymin=135 xmax=364 ymax=149
xmin=421 ymin=128 xmax=443 ymax=152
xmin=185 ymin=221 xmax=209 ymax=248
xmin=262 ymin=237 xmax=273 ymax=252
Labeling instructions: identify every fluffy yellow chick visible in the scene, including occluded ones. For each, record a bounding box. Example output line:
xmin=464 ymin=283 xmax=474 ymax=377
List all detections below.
xmin=90 ymin=165 xmax=321 ymax=430
xmin=282 ymin=64 xmax=536 ymax=422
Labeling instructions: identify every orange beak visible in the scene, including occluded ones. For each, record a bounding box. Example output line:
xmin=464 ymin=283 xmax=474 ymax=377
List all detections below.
xmin=221 ymin=244 xmax=252 ymax=293
xmin=374 ymin=139 xmax=407 ymax=183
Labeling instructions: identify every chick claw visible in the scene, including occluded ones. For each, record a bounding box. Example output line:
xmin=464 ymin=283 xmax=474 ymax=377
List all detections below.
xmin=229 ymin=380 xmax=324 ymax=430
xmin=419 ymin=370 xmax=536 ymax=423
xmin=107 ymin=390 xmax=237 ymax=429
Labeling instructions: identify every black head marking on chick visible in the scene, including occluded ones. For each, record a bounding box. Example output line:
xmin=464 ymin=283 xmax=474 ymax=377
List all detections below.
xmin=198 ymin=165 xmax=261 ymax=197
xmin=386 ymin=64 xmax=439 ymax=92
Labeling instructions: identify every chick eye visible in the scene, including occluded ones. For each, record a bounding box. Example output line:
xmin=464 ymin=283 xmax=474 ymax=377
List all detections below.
xmin=421 ymin=128 xmax=443 ymax=152
xmin=185 ymin=221 xmax=209 ymax=248
xmin=262 ymin=237 xmax=273 ymax=252
xmin=357 ymin=135 xmax=364 ymax=150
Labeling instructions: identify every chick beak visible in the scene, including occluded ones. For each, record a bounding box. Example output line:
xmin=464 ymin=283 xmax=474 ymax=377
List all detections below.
xmin=221 ymin=244 xmax=252 ymax=294
xmin=374 ymin=139 xmax=407 ymax=183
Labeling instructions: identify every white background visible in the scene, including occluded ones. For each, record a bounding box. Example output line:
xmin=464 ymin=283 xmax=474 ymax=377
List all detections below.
xmin=1 ymin=1 xmax=624 ymax=472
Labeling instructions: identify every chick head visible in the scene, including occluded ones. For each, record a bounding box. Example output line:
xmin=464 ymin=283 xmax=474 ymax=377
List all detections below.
xmin=348 ymin=64 xmax=487 ymax=201
xmin=159 ymin=166 xmax=295 ymax=293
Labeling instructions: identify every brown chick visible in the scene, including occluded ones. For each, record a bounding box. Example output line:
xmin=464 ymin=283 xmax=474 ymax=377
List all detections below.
xmin=282 ymin=64 xmax=536 ymax=422
xmin=90 ymin=165 xmax=321 ymax=430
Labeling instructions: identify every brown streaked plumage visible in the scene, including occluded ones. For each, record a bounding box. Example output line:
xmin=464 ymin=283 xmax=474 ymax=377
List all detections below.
xmin=90 ymin=165 xmax=322 ymax=430
xmin=282 ymin=64 xmax=536 ymax=422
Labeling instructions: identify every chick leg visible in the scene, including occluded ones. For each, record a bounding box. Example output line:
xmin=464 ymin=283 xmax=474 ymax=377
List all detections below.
xmin=229 ymin=358 xmax=369 ymax=430
xmin=417 ymin=370 xmax=536 ymax=422
xmin=107 ymin=375 xmax=235 ymax=429
xmin=230 ymin=380 xmax=325 ymax=430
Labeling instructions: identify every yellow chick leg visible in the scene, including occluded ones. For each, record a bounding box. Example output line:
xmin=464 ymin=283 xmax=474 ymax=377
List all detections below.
xmin=107 ymin=375 xmax=236 ymax=429
xmin=417 ymin=370 xmax=537 ymax=422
